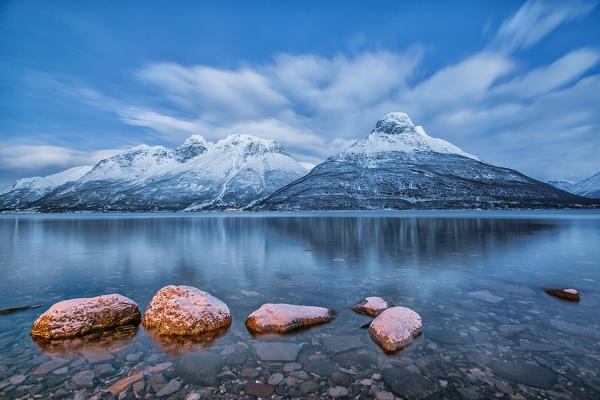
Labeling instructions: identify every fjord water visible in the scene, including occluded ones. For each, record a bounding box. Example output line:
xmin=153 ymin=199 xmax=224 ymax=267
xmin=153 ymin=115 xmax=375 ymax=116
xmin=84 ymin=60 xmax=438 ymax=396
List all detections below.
xmin=1 ymin=212 xmax=599 ymax=399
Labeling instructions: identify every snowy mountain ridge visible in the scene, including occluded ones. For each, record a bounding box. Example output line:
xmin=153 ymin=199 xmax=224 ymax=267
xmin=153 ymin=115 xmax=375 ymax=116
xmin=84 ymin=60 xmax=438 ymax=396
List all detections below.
xmin=1 ymin=134 xmax=308 ymax=211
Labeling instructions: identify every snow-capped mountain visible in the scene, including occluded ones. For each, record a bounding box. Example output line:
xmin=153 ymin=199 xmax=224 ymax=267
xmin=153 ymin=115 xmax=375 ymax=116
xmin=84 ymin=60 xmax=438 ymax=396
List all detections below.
xmin=569 ymin=171 xmax=600 ymax=199
xmin=8 ymin=134 xmax=308 ymax=211
xmin=0 ymin=165 xmax=92 ymax=210
xmin=254 ymin=112 xmax=595 ymax=210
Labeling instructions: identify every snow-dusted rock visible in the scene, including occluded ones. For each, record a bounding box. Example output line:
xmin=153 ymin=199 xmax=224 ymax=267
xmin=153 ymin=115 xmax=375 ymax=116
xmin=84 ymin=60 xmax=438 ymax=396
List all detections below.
xmin=353 ymin=297 xmax=395 ymax=317
xmin=369 ymin=306 xmax=422 ymax=352
xmin=30 ymin=294 xmax=141 ymax=339
xmin=255 ymin=112 xmax=595 ymax=210
xmin=142 ymin=286 xmax=231 ymax=336
xmin=246 ymin=303 xmax=336 ymax=334
xmin=546 ymin=288 xmax=580 ymax=302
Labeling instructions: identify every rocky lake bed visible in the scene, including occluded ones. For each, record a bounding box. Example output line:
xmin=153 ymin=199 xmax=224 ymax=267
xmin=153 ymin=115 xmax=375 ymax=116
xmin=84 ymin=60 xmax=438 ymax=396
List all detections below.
xmin=1 ymin=212 xmax=599 ymax=399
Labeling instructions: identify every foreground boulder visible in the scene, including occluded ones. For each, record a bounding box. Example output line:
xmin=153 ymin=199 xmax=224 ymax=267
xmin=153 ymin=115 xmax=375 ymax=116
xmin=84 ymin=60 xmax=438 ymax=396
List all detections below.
xmin=246 ymin=303 xmax=336 ymax=334
xmin=30 ymin=294 xmax=141 ymax=339
xmin=546 ymin=288 xmax=580 ymax=302
xmin=142 ymin=285 xmax=231 ymax=337
xmin=369 ymin=307 xmax=422 ymax=352
xmin=353 ymin=297 xmax=395 ymax=316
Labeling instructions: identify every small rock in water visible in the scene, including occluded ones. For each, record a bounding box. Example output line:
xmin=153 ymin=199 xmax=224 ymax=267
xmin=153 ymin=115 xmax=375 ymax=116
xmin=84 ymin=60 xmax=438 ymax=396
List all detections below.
xmin=327 ymin=386 xmax=349 ymax=398
xmin=268 ymin=373 xmax=284 ymax=385
xmin=546 ymin=288 xmax=580 ymax=302
xmin=300 ymin=380 xmax=319 ymax=393
xmin=283 ymin=362 xmax=302 ymax=371
xmin=254 ymin=342 xmax=299 ymax=361
xmin=489 ymin=360 xmax=557 ymax=389
xmin=31 ymin=358 xmax=69 ymax=375
xmin=369 ymin=306 xmax=422 ymax=352
xmin=241 ymin=368 xmax=259 ymax=378
xmin=245 ymin=382 xmax=274 ymax=397
xmin=156 ymin=379 xmax=181 ymax=397
xmin=142 ymin=285 xmax=231 ymax=336
xmin=9 ymin=374 xmax=26 ymax=385
xmin=174 ymin=351 xmax=224 ymax=386
xmin=30 ymin=294 xmax=141 ymax=339
xmin=72 ymin=370 xmax=95 ymax=388
xmin=468 ymin=290 xmax=503 ymax=304
xmin=107 ymin=372 xmax=145 ymax=395
xmin=241 ymin=290 xmax=259 ymax=296
xmin=126 ymin=352 xmax=142 ymax=362
xmin=353 ymin=296 xmax=395 ymax=316
xmin=246 ymin=303 xmax=336 ymax=333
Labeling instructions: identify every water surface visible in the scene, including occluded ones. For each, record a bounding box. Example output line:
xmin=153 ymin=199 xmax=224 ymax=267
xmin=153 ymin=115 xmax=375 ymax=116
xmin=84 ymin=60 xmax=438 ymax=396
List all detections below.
xmin=1 ymin=211 xmax=599 ymax=399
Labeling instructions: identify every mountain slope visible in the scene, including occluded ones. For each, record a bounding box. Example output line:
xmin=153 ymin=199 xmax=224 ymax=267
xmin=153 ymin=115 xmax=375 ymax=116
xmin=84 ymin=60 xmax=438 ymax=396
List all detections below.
xmin=570 ymin=171 xmax=600 ymax=199
xmin=254 ymin=113 xmax=595 ymax=210
xmin=546 ymin=180 xmax=575 ymax=192
xmin=26 ymin=135 xmax=307 ymax=211
xmin=0 ymin=165 xmax=92 ymax=210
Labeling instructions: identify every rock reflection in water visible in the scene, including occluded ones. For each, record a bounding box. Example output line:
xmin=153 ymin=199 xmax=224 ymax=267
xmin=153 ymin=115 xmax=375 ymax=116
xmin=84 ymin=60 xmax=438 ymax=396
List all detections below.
xmin=143 ymin=325 xmax=229 ymax=354
xmin=31 ymin=324 xmax=139 ymax=355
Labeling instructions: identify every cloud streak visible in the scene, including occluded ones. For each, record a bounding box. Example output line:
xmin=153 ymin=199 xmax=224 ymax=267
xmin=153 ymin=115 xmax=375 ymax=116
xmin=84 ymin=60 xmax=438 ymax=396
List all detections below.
xmin=0 ymin=145 xmax=122 ymax=170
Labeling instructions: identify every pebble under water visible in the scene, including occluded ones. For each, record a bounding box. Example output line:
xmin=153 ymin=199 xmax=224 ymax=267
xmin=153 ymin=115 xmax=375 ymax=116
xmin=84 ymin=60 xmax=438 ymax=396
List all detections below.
xmin=0 ymin=211 xmax=599 ymax=399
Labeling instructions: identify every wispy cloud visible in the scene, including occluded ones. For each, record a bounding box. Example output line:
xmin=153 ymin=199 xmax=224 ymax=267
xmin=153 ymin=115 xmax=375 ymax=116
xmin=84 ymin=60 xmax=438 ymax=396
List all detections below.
xmin=0 ymin=145 xmax=122 ymax=170
xmin=493 ymin=0 xmax=596 ymax=51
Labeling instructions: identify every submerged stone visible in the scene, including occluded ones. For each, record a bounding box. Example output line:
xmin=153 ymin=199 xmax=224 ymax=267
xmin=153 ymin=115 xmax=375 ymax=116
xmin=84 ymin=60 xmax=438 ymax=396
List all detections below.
xmin=468 ymin=290 xmax=503 ymax=304
xmin=246 ymin=303 xmax=336 ymax=333
xmin=353 ymin=296 xmax=395 ymax=316
xmin=254 ymin=342 xmax=299 ymax=361
xmin=383 ymin=367 xmax=436 ymax=399
xmin=142 ymin=285 xmax=231 ymax=337
xmin=174 ymin=351 xmax=224 ymax=386
xmin=30 ymin=294 xmax=141 ymax=339
xmin=490 ymin=361 xmax=557 ymax=389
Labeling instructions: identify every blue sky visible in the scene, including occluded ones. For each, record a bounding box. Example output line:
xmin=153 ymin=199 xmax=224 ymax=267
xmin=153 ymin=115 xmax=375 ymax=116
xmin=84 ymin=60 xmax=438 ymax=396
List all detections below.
xmin=1 ymin=0 xmax=599 ymax=187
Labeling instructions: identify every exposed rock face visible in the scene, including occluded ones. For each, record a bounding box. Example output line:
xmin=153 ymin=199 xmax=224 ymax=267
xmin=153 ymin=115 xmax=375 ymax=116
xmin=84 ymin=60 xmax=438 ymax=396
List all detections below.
xmin=30 ymin=294 xmax=141 ymax=339
xmin=369 ymin=307 xmax=422 ymax=352
xmin=246 ymin=303 xmax=336 ymax=334
xmin=546 ymin=288 xmax=580 ymax=301
xmin=353 ymin=297 xmax=395 ymax=316
xmin=142 ymin=286 xmax=231 ymax=337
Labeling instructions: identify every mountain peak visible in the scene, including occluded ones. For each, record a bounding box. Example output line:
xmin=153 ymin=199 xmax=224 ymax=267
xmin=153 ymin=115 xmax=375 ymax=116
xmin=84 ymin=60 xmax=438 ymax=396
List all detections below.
xmin=346 ymin=112 xmax=479 ymax=160
xmin=177 ymin=135 xmax=209 ymax=161
xmin=373 ymin=112 xmax=417 ymax=135
xmin=180 ymin=135 xmax=208 ymax=147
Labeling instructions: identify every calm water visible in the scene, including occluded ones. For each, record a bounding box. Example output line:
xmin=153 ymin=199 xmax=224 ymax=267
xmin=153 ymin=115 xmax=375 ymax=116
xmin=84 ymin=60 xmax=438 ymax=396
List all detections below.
xmin=1 ymin=211 xmax=599 ymax=399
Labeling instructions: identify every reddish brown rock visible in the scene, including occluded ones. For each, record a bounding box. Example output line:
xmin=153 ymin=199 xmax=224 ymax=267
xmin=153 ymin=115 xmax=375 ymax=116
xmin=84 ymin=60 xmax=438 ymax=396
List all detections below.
xmin=245 ymin=382 xmax=274 ymax=397
xmin=353 ymin=297 xmax=395 ymax=316
xmin=30 ymin=294 xmax=141 ymax=339
xmin=369 ymin=306 xmax=422 ymax=352
xmin=107 ymin=372 xmax=144 ymax=395
xmin=142 ymin=285 xmax=231 ymax=337
xmin=546 ymin=288 xmax=580 ymax=302
xmin=246 ymin=303 xmax=336 ymax=334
